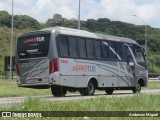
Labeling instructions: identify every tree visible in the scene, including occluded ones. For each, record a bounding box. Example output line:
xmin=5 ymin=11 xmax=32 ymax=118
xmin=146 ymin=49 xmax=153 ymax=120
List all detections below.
xmin=14 ymin=15 xmax=40 ymax=29
xmin=96 ymin=18 xmax=111 ymax=32
xmin=86 ymin=19 xmax=98 ymax=32
xmin=0 ymin=11 xmax=10 ymax=27
xmin=46 ymin=14 xmax=67 ymax=27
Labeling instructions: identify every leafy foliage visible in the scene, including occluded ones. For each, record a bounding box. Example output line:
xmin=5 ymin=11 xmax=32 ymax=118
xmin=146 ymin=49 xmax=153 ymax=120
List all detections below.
xmin=0 ymin=11 xmax=41 ymax=29
xmin=0 ymin=11 xmax=10 ymax=27
xmin=14 ymin=15 xmax=40 ymax=29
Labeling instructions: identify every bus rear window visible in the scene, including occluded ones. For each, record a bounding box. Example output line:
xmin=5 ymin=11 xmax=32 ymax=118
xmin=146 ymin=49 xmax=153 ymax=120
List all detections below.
xmin=17 ymin=34 xmax=50 ymax=59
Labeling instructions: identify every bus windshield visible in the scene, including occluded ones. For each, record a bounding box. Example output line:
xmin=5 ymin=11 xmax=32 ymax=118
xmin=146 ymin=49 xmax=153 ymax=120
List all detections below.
xmin=17 ymin=34 xmax=50 ymax=59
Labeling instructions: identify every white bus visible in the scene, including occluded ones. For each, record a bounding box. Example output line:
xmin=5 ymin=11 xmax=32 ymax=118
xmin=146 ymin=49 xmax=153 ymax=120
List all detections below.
xmin=15 ymin=27 xmax=148 ymax=97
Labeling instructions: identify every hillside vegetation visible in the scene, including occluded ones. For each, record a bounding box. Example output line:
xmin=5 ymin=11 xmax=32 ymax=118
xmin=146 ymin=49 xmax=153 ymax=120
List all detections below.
xmin=0 ymin=11 xmax=160 ymax=73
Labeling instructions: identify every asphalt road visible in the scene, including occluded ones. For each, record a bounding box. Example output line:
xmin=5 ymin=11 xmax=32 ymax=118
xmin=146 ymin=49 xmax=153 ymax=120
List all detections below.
xmin=0 ymin=89 xmax=160 ymax=107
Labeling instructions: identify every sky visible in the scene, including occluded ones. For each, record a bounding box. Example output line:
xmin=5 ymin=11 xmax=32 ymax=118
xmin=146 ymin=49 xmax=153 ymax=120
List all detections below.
xmin=0 ymin=0 xmax=160 ymax=28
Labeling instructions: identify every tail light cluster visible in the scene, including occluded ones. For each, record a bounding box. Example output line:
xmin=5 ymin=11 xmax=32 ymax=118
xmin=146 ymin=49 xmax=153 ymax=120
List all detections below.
xmin=50 ymin=59 xmax=58 ymax=74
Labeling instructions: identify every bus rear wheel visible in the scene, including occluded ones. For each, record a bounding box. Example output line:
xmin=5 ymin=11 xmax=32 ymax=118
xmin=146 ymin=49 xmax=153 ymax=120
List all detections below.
xmin=79 ymin=81 xmax=95 ymax=96
xmin=51 ymin=85 xmax=67 ymax=97
xmin=105 ymin=88 xmax=114 ymax=95
xmin=132 ymin=83 xmax=141 ymax=93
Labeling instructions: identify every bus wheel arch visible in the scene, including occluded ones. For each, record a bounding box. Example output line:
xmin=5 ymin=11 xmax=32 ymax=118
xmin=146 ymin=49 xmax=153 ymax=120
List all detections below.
xmin=79 ymin=77 xmax=98 ymax=96
xmin=89 ymin=77 xmax=98 ymax=89
xmin=138 ymin=78 xmax=145 ymax=87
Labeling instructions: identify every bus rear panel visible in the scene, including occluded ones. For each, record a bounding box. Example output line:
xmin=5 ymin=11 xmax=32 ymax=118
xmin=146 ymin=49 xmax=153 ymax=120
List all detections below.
xmin=16 ymin=32 xmax=51 ymax=88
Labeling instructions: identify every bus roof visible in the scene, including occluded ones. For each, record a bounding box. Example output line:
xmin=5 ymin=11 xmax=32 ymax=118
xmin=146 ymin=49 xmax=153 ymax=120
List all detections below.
xmin=19 ymin=27 xmax=139 ymax=45
xmin=41 ymin=27 xmax=138 ymax=45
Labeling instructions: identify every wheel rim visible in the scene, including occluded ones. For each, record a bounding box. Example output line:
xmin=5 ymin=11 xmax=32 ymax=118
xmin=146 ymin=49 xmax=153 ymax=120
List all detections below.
xmin=88 ymin=83 xmax=93 ymax=94
xmin=87 ymin=81 xmax=95 ymax=95
xmin=137 ymin=84 xmax=141 ymax=92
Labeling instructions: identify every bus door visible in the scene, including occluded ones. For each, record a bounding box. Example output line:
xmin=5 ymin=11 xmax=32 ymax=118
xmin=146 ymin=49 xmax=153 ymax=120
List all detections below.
xmin=126 ymin=46 xmax=136 ymax=86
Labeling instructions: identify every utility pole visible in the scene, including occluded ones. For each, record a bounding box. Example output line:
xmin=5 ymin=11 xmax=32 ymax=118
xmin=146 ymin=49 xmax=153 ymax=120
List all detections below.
xmin=9 ymin=0 xmax=14 ymax=79
xmin=78 ymin=0 xmax=81 ymax=30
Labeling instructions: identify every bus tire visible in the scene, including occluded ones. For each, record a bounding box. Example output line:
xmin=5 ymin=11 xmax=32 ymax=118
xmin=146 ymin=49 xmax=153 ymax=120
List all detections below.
xmin=105 ymin=88 xmax=114 ymax=95
xmin=51 ymin=85 xmax=67 ymax=97
xmin=79 ymin=81 xmax=95 ymax=96
xmin=132 ymin=83 xmax=141 ymax=93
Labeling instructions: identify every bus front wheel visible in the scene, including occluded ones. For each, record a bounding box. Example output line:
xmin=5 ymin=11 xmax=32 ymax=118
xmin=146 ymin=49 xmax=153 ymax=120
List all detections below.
xmin=132 ymin=83 xmax=141 ymax=93
xmin=51 ymin=85 xmax=67 ymax=97
xmin=79 ymin=81 xmax=95 ymax=96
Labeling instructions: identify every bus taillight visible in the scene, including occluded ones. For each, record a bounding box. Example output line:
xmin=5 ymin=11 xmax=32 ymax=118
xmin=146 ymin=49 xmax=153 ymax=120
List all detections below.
xmin=16 ymin=64 xmax=19 ymax=76
xmin=50 ymin=59 xmax=58 ymax=74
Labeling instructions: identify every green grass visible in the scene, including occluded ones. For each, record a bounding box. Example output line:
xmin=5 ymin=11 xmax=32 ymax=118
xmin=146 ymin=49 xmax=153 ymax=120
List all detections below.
xmin=145 ymin=81 xmax=160 ymax=89
xmin=9 ymin=94 xmax=160 ymax=111
xmin=0 ymin=80 xmax=50 ymax=97
xmin=0 ymin=94 xmax=160 ymax=120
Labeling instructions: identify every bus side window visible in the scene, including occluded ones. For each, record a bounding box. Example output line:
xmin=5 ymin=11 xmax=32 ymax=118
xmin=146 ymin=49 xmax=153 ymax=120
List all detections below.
xmin=102 ymin=42 xmax=109 ymax=59
xmin=60 ymin=36 xmax=69 ymax=57
xmin=86 ymin=39 xmax=95 ymax=58
xmin=115 ymin=42 xmax=123 ymax=60
xmin=127 ymin=47 xmax=133 ymax=62
xmin=122 ymin=44 xmax=127 ymax=61
xmin=78 ymin=38 xmax=87 ymax=58
xmin=68 ymin=37 xmax=78 ymax=58
xmin=108 ymin=42 xmax=117 ymax=60
xmin=94 ymin=40 xmax=102 ymax=59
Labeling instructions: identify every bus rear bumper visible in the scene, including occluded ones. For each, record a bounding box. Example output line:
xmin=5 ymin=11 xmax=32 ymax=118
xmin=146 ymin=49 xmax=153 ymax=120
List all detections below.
xmin=18 ymin=83 xmax=51 ymax=89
